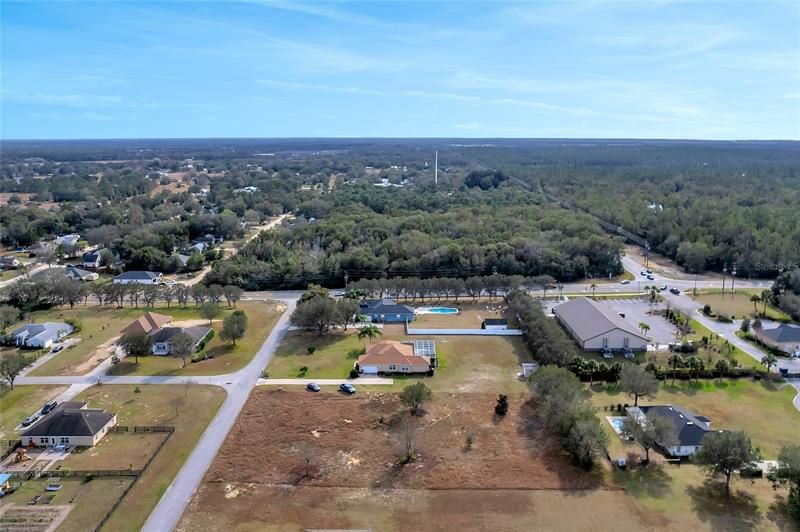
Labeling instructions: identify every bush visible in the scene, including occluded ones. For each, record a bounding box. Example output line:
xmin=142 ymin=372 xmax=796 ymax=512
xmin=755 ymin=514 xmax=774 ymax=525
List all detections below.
xmin=65 ymin=317 xmax=82 ymax=333
xmin=297 ymin=366 xmax=308 ymax=377
xmin=307 ymin=346 xmax=316 ymax=354
xmin=703 ymin=304 xmax=712 ymax=315
xmin=495 ymin=394 xmax=509 ymax=416
xmin=716 ymin=313 xmax=733 ymax=323
xmin=349 ymin=368 xmax=359 ymax=379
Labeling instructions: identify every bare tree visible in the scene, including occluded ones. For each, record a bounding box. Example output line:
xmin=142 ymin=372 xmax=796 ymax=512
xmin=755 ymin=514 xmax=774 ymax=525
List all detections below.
xmin=397 ymin=416 xmax=418 ymax=465
xmin=294 ymin=441 xmax=317 ymax=479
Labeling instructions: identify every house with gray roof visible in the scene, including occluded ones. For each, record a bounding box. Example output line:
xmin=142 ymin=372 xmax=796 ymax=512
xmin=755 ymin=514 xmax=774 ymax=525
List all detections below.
xmin=21 ymin=401 xmax=117 ymax=448
xmin=113 ymin=271 xmax=163 ymax=285
xmin=150 ymin=325 xmax=212 ymax=355
xmin=359 ymin=299 xmax=415 ymax=323
xmin=553 ymin=297 xmax=648 ymax=351
xmin=754 ymin=323 xmax=800 ymax=357
xmin=11 ymin=322 xmax=74 ymax=349
xmin=627 ymin=404 xmax=718 ymax=457
xmin=65 ymin=265 xmax=99 ymax=281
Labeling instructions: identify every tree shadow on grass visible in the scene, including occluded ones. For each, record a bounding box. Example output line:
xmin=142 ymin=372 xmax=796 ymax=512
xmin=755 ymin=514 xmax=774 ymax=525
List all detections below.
xmin=686 ymin=478 xmax=762 ymax=531
xmin=613 ymin=463 xmax=672 ymax=499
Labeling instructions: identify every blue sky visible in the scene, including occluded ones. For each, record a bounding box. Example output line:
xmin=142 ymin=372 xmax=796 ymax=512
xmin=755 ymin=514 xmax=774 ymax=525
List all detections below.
xmin=2 ymin=1 xmax=799 ymax=139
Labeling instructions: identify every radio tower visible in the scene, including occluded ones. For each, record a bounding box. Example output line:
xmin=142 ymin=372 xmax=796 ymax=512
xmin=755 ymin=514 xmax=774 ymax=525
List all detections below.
xmin=434 ymin=150 xmax=438 ymax=186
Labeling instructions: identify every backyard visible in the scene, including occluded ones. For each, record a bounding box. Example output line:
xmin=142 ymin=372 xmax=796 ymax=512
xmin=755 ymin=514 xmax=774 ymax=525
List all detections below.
xmin=68 ymin=383 xmax=226 ymax=531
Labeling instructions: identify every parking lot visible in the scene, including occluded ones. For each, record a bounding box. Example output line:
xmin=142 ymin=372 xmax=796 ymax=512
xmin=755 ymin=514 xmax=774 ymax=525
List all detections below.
xmin=598 ymin=298 xmax=675 ymax=345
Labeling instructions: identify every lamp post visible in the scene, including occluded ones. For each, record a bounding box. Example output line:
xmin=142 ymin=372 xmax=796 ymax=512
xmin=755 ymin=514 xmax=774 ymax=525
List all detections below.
xmin=722 ymin=262 xmax=728 ymax=297
xmin=731 ymin=262 xmax=737 ymax=294
xmin=694 ymin=273 xmax=697 ymax=296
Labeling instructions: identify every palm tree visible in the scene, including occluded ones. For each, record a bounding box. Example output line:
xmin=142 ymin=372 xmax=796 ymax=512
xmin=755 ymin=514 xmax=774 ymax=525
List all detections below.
xmin=760 ymin=290 xmax=772 ymax=316
xmin=597 ymin=362 xmax=610 ymax=385
xmin=590 ymin=283 xmax=597 ymax=299
xmin=686 ymin=356 xmax=703 ymax=382
xmin=357 ymin=324 xmax=382 ymax=344
xmin=667 ymin=354 xmax=684 ymax=385
xmin=639 ymin=322 xmax=651 ymax=336
xmin=585 ymin=359 xmax=599 ymax=388
xmin=714 ymin=359 xmax=730 ymax=382
xmin=761 ymin=353 xmax=778 ymax=374
xmin=749 ymin=294 xmax=761 ymax=316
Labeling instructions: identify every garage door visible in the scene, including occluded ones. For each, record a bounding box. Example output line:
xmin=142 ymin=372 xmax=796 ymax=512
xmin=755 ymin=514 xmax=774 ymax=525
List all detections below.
xmin=360 ymin=365 xmax=379 ymax=374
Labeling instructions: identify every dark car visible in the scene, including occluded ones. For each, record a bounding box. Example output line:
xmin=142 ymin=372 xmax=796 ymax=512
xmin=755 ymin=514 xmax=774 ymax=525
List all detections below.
xmin=306 ymin=382 xmax=321 ymax=392
xmin=670 ymin=288 xmax=681 ymax=295
xmin=41 ymin=401 xmax=58 ymax=415
xmin=21 ymin=414 xmax=40 ymax=427
xmin=339 ymin=383 xmax=356 ymax=394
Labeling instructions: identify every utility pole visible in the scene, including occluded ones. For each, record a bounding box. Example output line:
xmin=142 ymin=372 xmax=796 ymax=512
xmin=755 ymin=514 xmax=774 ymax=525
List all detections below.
xmin=344 ymin=271 xmax=349 ymax=291
xmin=731 ymin=262 xmax=737 ymax=294
xmin=434 ymin=150 xmax=438 ymax=187
xmin=722 ymin=262 xmax=728 ymax=297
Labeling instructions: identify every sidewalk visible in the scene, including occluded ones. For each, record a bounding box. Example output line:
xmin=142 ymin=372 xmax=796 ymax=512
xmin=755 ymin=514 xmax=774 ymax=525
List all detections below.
xmin=257 ymin=377 xmax=394 ymax=386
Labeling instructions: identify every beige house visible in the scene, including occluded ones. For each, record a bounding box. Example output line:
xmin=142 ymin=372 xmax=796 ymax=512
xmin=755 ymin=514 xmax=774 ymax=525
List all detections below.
xmin=554 ymin=297 xmax=649 ymax=351
xmin=121 ymin=312 xmax=172 ymax=336
xmin=21 ymin=402 xmax=117 ymax=448
xmin=753 ymin=323 xmax=800 ymax=357
xmin=356 ymin=340 xmax=432 ymax=374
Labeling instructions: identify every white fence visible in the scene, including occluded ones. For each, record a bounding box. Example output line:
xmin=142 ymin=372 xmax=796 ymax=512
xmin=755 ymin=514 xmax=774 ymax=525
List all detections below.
xmin=405 ymin=327 xmax=523 ymax=336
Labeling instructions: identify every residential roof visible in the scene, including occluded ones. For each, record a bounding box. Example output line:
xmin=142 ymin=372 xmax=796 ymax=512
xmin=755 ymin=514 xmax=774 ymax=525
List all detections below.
xmin=761 ymin=323 xmax=800 ymax=343
xmin=554 ymin=297 xmax=648 ymax=342
xmin=122 ymin=312 xmax=172 ymax=336
xmin=83 ymin=249 xmax=103 ymax=262
xmin=359 ymin=299 xmax=415 ymax=316
xmin=637 ymin=405 xmax=715 ymax=447
xmin=357 ymin=340 xmax=431 ymax=367
xmin=0 ymin=473 xmax=12 ymax=485
xmin=65 ymin=266 xmax=94 ymax=278
xmin=150 ymin=325 xmax=211 ymax=344
xmin=115 ymin=271 xmax=162 ymax=280
xmin=23 ymin=403 xmax=114 ymax=438
xmin=483 ymin=318 xmax=508 ymax=325
xmin=12 ymin=322 xmax=72 ymax=343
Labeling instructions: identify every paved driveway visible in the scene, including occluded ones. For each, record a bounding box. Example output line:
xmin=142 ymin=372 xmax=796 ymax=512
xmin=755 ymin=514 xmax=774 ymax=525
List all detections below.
xmin=598 ymin=298 xmax=675 ymax=345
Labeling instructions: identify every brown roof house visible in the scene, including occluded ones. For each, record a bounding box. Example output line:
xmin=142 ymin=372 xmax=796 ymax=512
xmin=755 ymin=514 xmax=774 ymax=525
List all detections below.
xmin=356 ymin=340 xmax=433 ymax=375
xmin=121 ymin=312 xmax=172 ymax=337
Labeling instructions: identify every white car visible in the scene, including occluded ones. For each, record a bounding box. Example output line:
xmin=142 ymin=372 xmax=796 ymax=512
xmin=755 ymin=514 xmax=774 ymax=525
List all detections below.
xmin=620 ymin=280 xmax=630 ymax=285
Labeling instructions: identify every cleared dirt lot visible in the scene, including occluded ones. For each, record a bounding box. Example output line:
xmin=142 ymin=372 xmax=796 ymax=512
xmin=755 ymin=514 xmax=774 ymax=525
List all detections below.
xmin=205 ymin=389 xmax=594 ymax=490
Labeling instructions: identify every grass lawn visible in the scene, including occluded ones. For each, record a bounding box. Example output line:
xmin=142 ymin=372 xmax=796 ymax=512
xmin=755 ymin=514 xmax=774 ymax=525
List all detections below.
xmin=269 ymin=327 xmax=533 ymax=393
xmin=0 ymin=269 xmax=22 ymax=282
xmin=63 ymin=432 xmax=167 ymax=470
xmin=72 ymin=383 xmax=226 ymax=531
xmin=589 ymin=379 xmax=800 ymax=457
xmin=692 ymin=290 xmax=791 ymax=321
xmin=412 ymin=301 xmax=517 ymax=329
xmin=688 ymin=319 xmax=758 ymax=368
xmin=2 ymin=477 xmax=134 ymax=532
xmin=0 ymin=385 xmax=66 ymax=439
xmin=102 ymin=300 xmax=283 ymax=377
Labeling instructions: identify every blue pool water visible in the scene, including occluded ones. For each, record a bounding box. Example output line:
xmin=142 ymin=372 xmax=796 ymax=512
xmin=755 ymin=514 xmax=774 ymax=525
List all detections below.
xmin=608 ymin=417 xmax=626 ymax=433
xmin=429 ymin=307 xmax=458 ymax=314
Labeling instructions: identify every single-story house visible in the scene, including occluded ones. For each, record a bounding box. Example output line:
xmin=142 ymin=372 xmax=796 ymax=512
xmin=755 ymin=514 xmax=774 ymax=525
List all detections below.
xmin=11 ymin=322 xmax=74 ymax=349
xmin=627 ymin=405 xmax=716 ymax=457
xmin=149 ymin=326 xmax=212 ymax=355
xmin=64 ymin=265 xmax=98 ymax=282
xmin=21 ymin=401 xmax=117 ymax=448
xmin=753 ymin=323 xmax=800 ymax=357
xmin=26 ymin=242 xmax=55 ymax=257
xmin=113 ymin=271 xmax=163 ymax=285
xmin=188 ymin=242 xmax=206 ymax=254
xmin=0 ymin=255 xmax=21 ymax=269
xmin=553 ymin=297 xmax=649 ymax=351
xmin=55 ymin=234 xmax=81 ymax=247
xmin=171 ymin=253 xmax=190 ymax=268
xmin=82 ymin=249 xmax=105 ymax=269
xmin=482 ymin=318 xmax=508 ymax=330
xmin=359 ymin=299 xmax=415 ymax=323
xmin=121 ymin=312 xmax=172 ymax=337
xmin=356 ymin=340 xmax=433 ymax=374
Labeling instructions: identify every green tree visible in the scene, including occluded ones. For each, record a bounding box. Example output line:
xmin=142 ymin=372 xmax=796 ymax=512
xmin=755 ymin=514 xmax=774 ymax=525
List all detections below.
xmin=399 ymin=382 xmax=432 ymax=415
xmin=768 ymin=445 xmax=800 ymax=521
xmin=199 ymin=301 xmax=220 ymax=325
xmin=761 ymin=353 xmax=778 ymax=374
xmin=357 ymin=324 xmax=382 ymax=344
xmin=0 ymin=352 xmax=32 ymax=390
xmin=291 ymin=295 xmax=338 ymax=334
xmin=585 ymin=359 xmax=599 ymax=388
xmin=750 ymin=294 xmax=761 ymax=316
xmin=639 ymin=322 xmax=651 ymax=336
xmin=694 ymin=430 xmax=759 ymax=495
xmin=622 ymin=411 xmax=678 ymax=462
xmin=619 ymin=364 xmax=659 ymax=406
xmin=119 ymin=331 xmax=152 ymax=364
xmin=714 ymin=358 xmax=730 ymax=382
xmin=220 ymin=310 xmax=248 ymax=345
xmin=0 ymin=305 xmax=19 ymax=331
xmin=495 ymin=394 xmax=509 ymax=416
xmin=170 ymin=331 xmax=195 ymax=368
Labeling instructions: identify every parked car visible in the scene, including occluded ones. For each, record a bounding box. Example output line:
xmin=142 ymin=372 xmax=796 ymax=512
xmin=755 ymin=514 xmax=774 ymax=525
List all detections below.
xmin=640 ymin=270 xmax=647 ymax=276
xmin=339 ymin=383 xmax=356 ymax=394
xmin=306 ymin=382 xmax=321 ymax=392
xmin=623 ymin=347 xmax=635 ymax=360
xmin=659 ymin=284 xmax=667 ymax=291
xmin=21 ymin=414 xmax=39 ymax=427
xmin=52 ymin=345 xmax=64 ymax=353
xmin=601 ymin=347 xmax=613 ymax=359
xmin=620 ymin=279 xmax=630 ymax=285
xmin=333 ymin=291 xmax=346 ymax=297
xmin=41 ymin=401 xmax=58 ymax=415
xmin=647 ymin=274 xmax=655 ymax=280
xmin=646 ymin=269 xmax=652 ymax=274
xmin=669 ymin=288 xmax=681 ymax=295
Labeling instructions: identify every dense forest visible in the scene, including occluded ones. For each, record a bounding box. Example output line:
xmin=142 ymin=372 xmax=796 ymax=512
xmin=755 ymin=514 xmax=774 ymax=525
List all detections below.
xmin=465 ymin=141 xmax=800 ymax=278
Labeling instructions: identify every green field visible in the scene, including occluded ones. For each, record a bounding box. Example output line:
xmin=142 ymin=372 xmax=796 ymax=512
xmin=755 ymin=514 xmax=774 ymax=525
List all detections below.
xmin=693 ymin=290 xmax=791 ymax=321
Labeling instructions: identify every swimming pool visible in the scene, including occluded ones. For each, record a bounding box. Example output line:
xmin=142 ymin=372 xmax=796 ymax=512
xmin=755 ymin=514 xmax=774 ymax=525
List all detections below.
xmin=607 ymin=416 xmax=626 ymax=435
xmin=415 ymin=307 xmax=459 ymax=315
